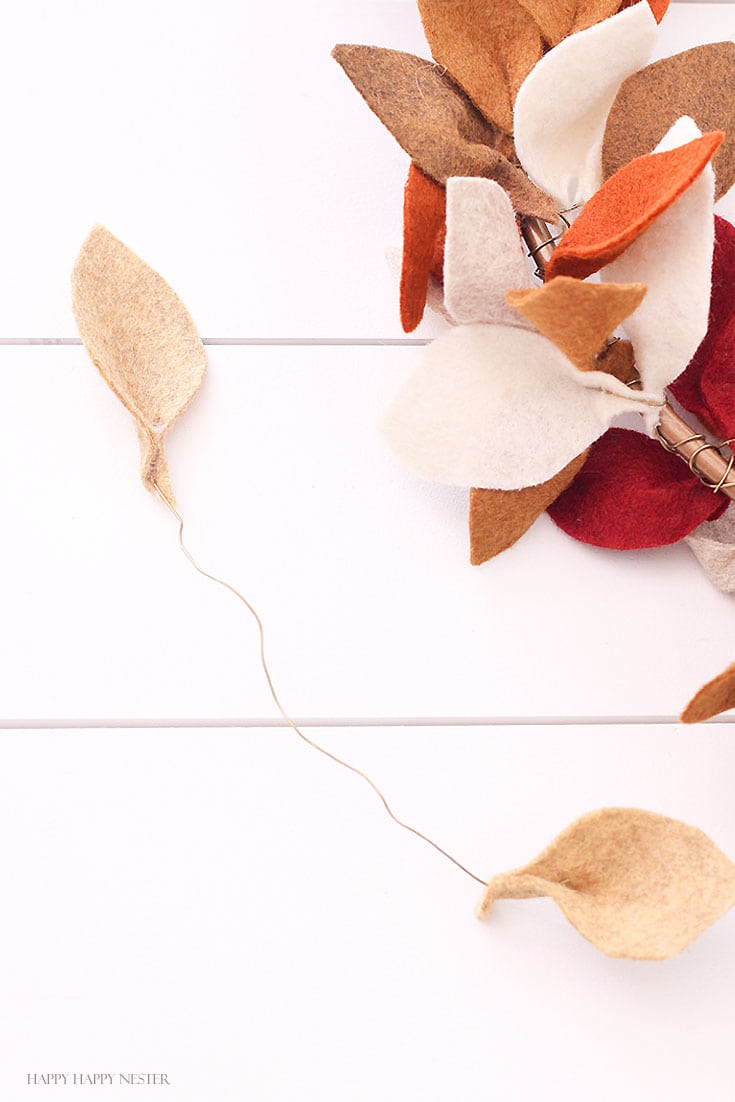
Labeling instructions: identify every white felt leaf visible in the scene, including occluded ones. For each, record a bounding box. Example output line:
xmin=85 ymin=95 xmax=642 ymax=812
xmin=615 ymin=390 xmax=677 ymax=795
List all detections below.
xmin=513 ymin=2 xmax=658 ymax=208
xmin=444 ymin=178 xmax=534 ymax=327
xmin=381 ymin=324 xmax=662 ymax=490
xmin=603 ymin=117 xmax=715 ymax=399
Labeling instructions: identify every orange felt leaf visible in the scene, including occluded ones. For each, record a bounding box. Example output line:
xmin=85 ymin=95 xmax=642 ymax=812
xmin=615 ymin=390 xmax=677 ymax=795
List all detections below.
xmin=516 ymin=0 xmax=620 ymax=48
xmin=400 ymin=164 xmax=447 ymax=333
xmin=506 ymin=277 xmax=646 ymax=371
xmin=619 ymin=0 xmax=669 ymax=23
xmin=681 ymin=663 xmax=735 ymax=723
xmin=546 ymin=131 xmax=723 ymax=282
xmin=417 ymin=0 xmax=542 ymax=134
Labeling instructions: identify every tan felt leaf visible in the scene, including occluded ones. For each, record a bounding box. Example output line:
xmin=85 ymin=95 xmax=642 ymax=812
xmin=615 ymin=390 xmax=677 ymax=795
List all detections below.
xmin=603 ymin=42 xmax=735 ymax=201
xmin=469 ymin=451 xmax=588 ymax=564
xmin=416 ymin=0 xmax=543 ymax=134
xmin=72 ymin=226 xmax=206 ymax=506
xmin=478 ymin=808 xmax=735 ymax=959
xmin=332 ymin=46 xmax=556 ymax=219
xmin=681 ymin=663 xmax=735 ymax=723
xmin=594 ymin=338 xmax=637 ymax=383
xmin=506 ymin=277 xmax=646 ymax=371
xmin=516 ymin=0 xmax=620 ymax=47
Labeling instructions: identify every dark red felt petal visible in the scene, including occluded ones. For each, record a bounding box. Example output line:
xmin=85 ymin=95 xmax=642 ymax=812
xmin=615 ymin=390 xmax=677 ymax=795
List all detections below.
xmin=547 ymin=427 xmax=727 ymax=549
xmin=669 ymin=216 xmax=735 ymax=438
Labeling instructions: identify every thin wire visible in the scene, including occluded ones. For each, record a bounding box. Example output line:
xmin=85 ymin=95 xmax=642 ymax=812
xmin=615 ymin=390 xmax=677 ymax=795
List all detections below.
xmin=151 ymin=481 xmax=488 ymax=887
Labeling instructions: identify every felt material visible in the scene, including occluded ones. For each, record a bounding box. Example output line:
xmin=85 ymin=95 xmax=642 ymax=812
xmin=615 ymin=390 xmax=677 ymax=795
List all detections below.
xmin=416 ymin=0 xmax=542 ymax=134
xmin=515 ymin=0 xmax=621 ymax=48
xmin=513 ymin=3 xmax=658 ymax=207
xmin=332 ymin=46 xmax=557 ymax=220
xmin=444 ymin=178 xmax=534 ymax=328
xmin=381 ymin=324 xmax=661 ymax=491
xmin=619 ymin=0 xmax=669 ymax=20
xmin=686 ymin=508 xmax=735 ymax=595
xmin=670 ymin=217 xmax=735 ymax=440
xmin=602 ymin=118 xmax=716 ymax=398
xmin=506 ymin=277 xmax=646 ymax=371
xmin=72 ymin=226 xmax=206 ymax=506
xmin=547 ymin=427 xmax=727 ymax=548
xmin=595 ymin=338 xmax=637 ymax=384
xmin=603 ymin=43 xmax=735 ymax=201
xmin=400 ymin=164 xmax=447 ymax=333
xmin=478 ymin=808 xmax=735 ymax=959
xmin=682 ymin=663 xmax=735 ymax=723
xmin=546 ymin=127 xmax=722 ymax=282
xmin=469 ymin=451 xmax=588 ymax=564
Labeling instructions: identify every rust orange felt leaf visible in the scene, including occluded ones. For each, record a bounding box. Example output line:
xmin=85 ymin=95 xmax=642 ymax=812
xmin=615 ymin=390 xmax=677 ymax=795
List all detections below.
xmin=479 ymin=808 xmax=735 ymax=959
xmin=516 ymin=0 xmax=621 ymax=48
xmin=546 ymin=131 xmax=723 ymax=281
xmin=400 ymin=165 xmax=447 ymax=333
xmin=682 ymin=664 xmax=735 ymax=723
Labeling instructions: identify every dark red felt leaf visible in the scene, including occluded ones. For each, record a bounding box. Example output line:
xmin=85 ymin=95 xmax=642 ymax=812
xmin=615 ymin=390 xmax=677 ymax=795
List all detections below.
xmin=669 ymin=216 xmax=735 ymax=438
xmin=547 ymin=427 xmax=727 ymax=549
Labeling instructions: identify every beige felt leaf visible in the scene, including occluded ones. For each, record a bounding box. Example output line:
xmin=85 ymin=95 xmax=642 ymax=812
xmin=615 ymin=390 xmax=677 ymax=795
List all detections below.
xmin=516 ymin=0 xmax=621 ymax=48
xmin=72 ymin=226 xmax=206 ymax=505
xmin=681 ymin=664 xmax=735 ymax=723
xmin=416 ymin=0 xmax=543 ymax=134
xmin=332 ymin=46 xmax=557 ymax=219
xmin=479 ymin=808 xmax=735 ymax=959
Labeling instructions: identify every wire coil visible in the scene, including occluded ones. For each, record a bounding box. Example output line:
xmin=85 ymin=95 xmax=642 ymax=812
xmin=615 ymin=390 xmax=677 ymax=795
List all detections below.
xmin=655 ymin=424 xmax=735 ymax=494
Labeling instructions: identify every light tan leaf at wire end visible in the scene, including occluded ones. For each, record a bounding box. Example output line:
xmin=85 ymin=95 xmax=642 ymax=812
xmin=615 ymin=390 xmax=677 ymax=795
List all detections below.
xmin=71 ymin=226 xmax=207 ymax=506
xmin=681 ymin=663 xmax=735 ymax=723
xmin=478 ymin=808 xmax=735 ymax=959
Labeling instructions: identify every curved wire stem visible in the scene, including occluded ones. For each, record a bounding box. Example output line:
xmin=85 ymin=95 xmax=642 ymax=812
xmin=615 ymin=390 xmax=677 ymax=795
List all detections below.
xmin=151 ymin=481 xmax=487 ymax=887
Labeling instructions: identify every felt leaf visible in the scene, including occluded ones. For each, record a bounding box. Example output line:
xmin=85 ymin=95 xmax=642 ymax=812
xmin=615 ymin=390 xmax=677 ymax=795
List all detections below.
xmin=547 ymin=427 xmax=727 ymax=548
xmin=601 ymin=119 xmax=716 ymax=396
xmin=479 ymin=808 xmax=735 ymax=959
xmin=72 ymin=226 xmax=206 ymax=505
xmin=401 ymin=164 xmax=447 ymax=333
xmin=381 ymin=324 xmax=661 ymax=491
xmin=513 ymin=3 xmax=658 ymax=208
xmin=469 ymin=452 xmax=588 ymax=565
xmin=518 ymin=0 xmax=622 ymax=46
xmin=682 ymin=664 xmax=735 ymax=723
xmin=593 ymin=337 xmax=637 ymax=384
xmin=619 ymin=0 xmax=669 ymax=22
xmin=670 ymin=216 xmax=735 ymax=439
xmin=416 ymin=0 xmax=542 ymax=134
xmin=445 ymin=178 xmax=533 ymax=328
xmin=506 ymin=277 xmax=645 ymax=371
xmin=603 ymin=43 xmax=735 ymax=201
xmin=332 ymin=46 xmax=557 ymax=220
xmin=546 ymin=127 xmax=722 ymax=282
xmin=686 ymin=509 xmax=735 ymax=595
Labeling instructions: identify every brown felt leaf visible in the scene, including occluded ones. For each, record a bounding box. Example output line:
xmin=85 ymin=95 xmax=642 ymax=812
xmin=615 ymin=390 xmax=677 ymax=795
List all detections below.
xmin=681 ymin=663 xmax=735 ymax=723
xmin=516 ymin=0 xmax=620 ymax=47
xmin=469 ymin=451 xmax=588 ymax=565
xmin=417 ymin=0 xmax=543 ymax=134
xmin=506 ymin=277 xmax=646 ymax=371
xmin=479 ymin=808 xmax=735 ymax=959
xmin=72 ymin=226 xmax=206 ymax=505
xmin=595 ymin=338 xmax=637 ymax=383
xmin=332 ymin=46 xmax=557 ymax=219
xmin=603 ymin=42 xmax=735 ymax=201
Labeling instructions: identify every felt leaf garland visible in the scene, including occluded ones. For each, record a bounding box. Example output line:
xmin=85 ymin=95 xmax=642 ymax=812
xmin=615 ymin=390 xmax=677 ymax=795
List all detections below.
xmin=478 ymin=808 xmax=735 ymax=959
xmin=546 ymin=127 xmax=722 ymax=282
xmin=603 ymin=42 xmax=735 ymax=201
xmin=416 ymin=0 xmax=543 ymax=134
xmin=331 ymin=46 xmax=557 ymax=220
xmin=515 ymin=0 xmax=621 ymax=48
xmin=513 ymin=2 xmax=658 ymax=207
xmin=444 ymin=178 xmax=534 ymax=328
xmin=682 ymin=664 xmax=735 ymax=723
xmin=72 ymin=226 xmax=206 ymax=505
xmin=547 ymin=428 xmax=727 ymax=548
xmin=506 ymin=277 xmax=646 ymax=371
xmin=400 ymin=164 xmax=447 ymax=333
xmin=381 ymin=324 xmax=660 ymax=491
xmin=601 ymin=119 xmax=717 ymax=397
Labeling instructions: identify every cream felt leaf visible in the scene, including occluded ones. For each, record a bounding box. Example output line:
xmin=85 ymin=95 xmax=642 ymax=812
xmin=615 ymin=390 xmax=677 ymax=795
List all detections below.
xmin=506 ymin=277 xmax=646 ymax=371
xmin=686 ymin=509 xmax=735 ymax=595
xmin=478 ymin=808 xmax=735 ymax=960
xmin=513 ymin=2 xmax=658 ymax=207
xmin=602 ymin=118 xmax=716 ymax=398
xmin=515 ymin=0 xmax=621 ymax=47
xmin=380 ymin=324 xmax=661 ymax=491
xmin=416 ymin=0 xmax=543 ymax=134
xmin=72 ymin=226 xmax=206 ymax=505
xmin=331 ymin=46 xmax=557 ymax=220
xmin=444 ymin=178 xmax=534 ymax=327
